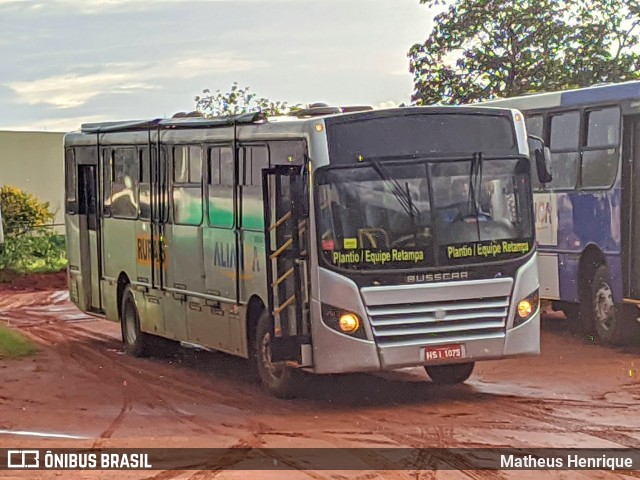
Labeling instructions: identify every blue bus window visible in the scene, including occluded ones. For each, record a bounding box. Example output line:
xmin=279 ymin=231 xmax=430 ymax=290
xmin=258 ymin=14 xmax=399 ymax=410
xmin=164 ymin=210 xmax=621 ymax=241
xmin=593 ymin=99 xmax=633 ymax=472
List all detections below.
xmin=550 ymin=111 xmax=580 ymax=151
xmin=586 ymin=107 xmax=620 ymax=147
xmin=525 ymin=114 xmax=544 ymax=139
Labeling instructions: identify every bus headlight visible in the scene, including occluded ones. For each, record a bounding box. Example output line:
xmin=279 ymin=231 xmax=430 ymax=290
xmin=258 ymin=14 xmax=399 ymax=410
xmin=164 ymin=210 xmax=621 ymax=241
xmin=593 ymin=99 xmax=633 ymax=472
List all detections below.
xmin=321 ymin=304 xmax=366 ymax=339
xmin=339 ymin=313 xmax=360 ymax=333
xmin=514 ymin=289 xmax=539 ymax=327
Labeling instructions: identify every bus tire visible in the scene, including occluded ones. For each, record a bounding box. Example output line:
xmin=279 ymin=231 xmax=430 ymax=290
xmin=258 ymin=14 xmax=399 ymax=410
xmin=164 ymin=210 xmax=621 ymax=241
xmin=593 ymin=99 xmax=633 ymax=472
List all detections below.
xmin=590 ymin=265 xmax=640 ymax=345
xmin=425 ymin=362 xmax=475 ymax=385
xmin=255 ymin=311 xmax=299 ymax=399
xmin=120 ymin=286 xmax=152 ymax=357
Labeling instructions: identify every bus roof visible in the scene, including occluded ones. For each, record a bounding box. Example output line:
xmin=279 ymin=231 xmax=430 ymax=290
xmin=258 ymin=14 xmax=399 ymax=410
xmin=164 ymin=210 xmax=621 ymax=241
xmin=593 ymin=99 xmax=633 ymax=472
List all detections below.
xmin=80 ymin=111 xmax=266 ymax=133
xmin=76 ymin=105 xmax=518 ymax=135
xmin=481 ymin=80 xmax=640 ymax=111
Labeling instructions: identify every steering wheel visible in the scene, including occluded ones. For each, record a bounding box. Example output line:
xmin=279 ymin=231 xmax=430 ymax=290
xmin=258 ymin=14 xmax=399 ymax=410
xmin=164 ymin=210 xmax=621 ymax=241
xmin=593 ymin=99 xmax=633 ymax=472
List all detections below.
xmin=455 ymin=212 xmax=492 ymax=223
xmin=393 ymin=233 xmax=431 ymax=248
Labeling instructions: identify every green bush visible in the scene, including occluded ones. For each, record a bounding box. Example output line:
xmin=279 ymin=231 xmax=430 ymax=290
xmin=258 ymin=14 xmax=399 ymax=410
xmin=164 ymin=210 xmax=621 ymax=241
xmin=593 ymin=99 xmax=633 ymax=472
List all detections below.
xmin=0 ymin=186 xmax=66 ymax=275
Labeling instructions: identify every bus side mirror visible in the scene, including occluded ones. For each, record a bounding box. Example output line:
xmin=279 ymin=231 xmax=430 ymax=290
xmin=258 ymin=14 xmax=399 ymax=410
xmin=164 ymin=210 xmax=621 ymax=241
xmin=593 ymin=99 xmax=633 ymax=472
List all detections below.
xmin=528 ymin=135 xmax=552 ymax=184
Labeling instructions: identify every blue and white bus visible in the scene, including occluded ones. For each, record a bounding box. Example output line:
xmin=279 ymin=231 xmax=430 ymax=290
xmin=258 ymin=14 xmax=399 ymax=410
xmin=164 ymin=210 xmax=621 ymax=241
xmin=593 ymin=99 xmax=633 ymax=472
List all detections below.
xmin=482 ymin=81 xmax=640 ymax=345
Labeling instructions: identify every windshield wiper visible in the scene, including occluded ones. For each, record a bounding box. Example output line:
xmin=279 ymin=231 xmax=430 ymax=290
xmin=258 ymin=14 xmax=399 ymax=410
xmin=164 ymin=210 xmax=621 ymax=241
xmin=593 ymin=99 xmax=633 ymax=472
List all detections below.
xmin=467 ymin=152 xmax=484 ymax=238
xmin=369 ymin=158 xmax=421 ymax=223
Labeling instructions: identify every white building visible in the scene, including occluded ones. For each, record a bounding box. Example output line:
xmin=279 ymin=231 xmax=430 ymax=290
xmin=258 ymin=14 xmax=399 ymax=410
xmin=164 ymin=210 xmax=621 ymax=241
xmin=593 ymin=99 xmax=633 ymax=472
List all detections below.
xmin=0 ymin=130 xmax=65 ymax=228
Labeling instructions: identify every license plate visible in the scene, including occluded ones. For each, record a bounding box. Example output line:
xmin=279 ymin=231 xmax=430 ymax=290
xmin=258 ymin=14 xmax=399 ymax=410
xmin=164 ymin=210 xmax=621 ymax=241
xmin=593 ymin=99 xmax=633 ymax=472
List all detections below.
xmin=424 ymin=344 xmax=466 ymax=362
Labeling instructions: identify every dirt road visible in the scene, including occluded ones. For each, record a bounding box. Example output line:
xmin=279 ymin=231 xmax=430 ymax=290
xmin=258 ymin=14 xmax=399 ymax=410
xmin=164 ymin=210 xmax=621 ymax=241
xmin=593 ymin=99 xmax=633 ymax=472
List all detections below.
xmin=1 ymin=279 xmax=639 ymax=479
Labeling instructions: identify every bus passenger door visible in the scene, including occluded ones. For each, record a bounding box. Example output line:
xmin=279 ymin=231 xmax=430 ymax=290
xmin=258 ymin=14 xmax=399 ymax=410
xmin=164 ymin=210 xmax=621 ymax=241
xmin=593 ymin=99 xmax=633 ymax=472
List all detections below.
xmin=262 ymin=164 xmax=311 ymax=365
xmin=77 ymin=163 xmax=102 ymax=311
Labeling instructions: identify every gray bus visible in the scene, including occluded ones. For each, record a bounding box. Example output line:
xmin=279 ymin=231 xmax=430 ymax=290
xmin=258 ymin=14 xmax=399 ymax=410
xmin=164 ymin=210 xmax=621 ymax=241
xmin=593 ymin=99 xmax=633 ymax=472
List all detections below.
xmin=65 ymin=106 xmax=542 ymax=397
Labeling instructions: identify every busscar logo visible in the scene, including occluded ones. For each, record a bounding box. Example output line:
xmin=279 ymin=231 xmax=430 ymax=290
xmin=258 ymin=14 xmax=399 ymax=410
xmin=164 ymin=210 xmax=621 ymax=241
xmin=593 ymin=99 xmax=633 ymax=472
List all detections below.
xmin=8 ymin=450 xmax=39 ymax=468
xmin=406 ymin=271 xmax=469 ymax=283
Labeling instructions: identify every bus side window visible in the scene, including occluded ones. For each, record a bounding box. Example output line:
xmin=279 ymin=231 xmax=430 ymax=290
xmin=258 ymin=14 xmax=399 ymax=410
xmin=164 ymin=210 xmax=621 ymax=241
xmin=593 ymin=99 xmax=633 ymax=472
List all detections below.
xmin=250 ymin=146 xmax=268 ymax=187
xmin=139 ymin=148 xmax=151 ymax=220
xmin=111 ymin=147 xmax=138 ymax=219
xmin=65 ymin=148 xmax=77 ymax=214
xmin=102 ymin=148 xmax=111 ymax=217
xmin=172 ymin=145 xmax=203 ymax=226
xmin=207 ymin=146 xmax=234 ymax=229
xmin=525 ymin=114 xmax=544 ymax=139
xmin=581 ymin=107 xmax=620 ymax=189
xmin=156 ymin=147 xmax=169 ymax=223
xmin=241 ymin=145 xmax=268 ymax=230
xmin=548 ymin=111 xmax=580 ymax=190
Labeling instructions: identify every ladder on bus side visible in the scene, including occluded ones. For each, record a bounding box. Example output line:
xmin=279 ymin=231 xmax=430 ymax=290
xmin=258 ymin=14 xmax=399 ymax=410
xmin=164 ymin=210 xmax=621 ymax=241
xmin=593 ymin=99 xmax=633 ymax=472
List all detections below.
xmin=262 ymin=165 xmax=311 ymax=364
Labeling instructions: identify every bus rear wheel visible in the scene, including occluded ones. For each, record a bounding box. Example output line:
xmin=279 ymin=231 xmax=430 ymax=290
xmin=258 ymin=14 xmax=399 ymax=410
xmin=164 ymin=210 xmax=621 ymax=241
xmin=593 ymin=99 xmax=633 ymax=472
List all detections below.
xmin=120 ymin=286 xmax=153 ymax=357
xmin=425 ymin=362 xmax=475 ymax=385
xmin=589 ymin=265 xmax=640 ymax=345
xmin=255 ymin=311 xmax=300 ymax=399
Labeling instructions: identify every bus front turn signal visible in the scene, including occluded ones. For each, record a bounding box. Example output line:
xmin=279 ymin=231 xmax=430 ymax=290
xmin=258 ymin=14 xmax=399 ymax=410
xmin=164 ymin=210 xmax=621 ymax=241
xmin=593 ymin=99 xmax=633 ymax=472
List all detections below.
xmin=514 ymin=289 xmax=540 ymax=327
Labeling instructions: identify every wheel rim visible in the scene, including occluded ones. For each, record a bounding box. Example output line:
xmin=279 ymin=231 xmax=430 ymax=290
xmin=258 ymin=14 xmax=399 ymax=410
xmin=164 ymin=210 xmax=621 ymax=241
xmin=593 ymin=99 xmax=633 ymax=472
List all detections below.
xmin=123 ymin=300 xmax=137 ymax=345
xmin=594 ymin=282 xmax=615 ymax=333
xmin=260 ymin=331 xmax=285 ymax=380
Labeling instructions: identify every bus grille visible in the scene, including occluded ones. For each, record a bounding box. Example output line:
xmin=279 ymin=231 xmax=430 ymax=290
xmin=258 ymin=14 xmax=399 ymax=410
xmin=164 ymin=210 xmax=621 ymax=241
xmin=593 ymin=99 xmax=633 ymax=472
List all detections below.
xmin=366 ymin=296 xmax=509 ymax=348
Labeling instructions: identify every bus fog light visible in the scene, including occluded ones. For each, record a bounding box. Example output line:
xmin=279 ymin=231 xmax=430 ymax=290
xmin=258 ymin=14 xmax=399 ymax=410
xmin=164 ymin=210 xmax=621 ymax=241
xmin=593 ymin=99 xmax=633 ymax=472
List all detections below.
xmin=514 ymin=289 xmax=539 ymax=327
xmin=339 ymin=313 xmax=360 ymax=333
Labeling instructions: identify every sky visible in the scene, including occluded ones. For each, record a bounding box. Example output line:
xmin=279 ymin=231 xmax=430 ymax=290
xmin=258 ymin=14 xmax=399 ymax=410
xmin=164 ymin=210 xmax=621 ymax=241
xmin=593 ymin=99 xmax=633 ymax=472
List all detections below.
xmin=0 ymin=0 xmax=434 ymax=132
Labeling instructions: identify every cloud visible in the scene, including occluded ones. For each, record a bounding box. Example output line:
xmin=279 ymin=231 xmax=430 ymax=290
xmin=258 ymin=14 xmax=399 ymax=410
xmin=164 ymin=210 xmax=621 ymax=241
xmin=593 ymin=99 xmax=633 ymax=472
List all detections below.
xmin=0 ymin=114 xmax=108 ymax=132
xmin=8 ymin=71 xmax=156 ymax=108
xmin=6 ymin=55 xmax=263 ymax=109
xmin=0 ymin=0 xmax=177 ymax=12
xmin=0 ymin=0 xmax=295 ymax=15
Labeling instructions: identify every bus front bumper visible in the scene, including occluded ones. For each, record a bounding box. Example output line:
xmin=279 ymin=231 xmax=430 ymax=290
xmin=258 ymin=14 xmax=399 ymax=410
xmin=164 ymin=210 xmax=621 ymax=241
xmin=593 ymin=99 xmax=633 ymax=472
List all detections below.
xmin=375 ymin=312 xmax=540 ymax=371
xmin=310 ymin=307 xmax=539 ymax=374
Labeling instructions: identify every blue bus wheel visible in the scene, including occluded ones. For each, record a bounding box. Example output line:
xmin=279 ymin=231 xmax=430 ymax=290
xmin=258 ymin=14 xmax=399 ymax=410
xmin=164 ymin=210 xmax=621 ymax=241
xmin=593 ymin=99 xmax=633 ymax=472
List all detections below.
xmin=591 ymin=266 xmax=640 ymax=345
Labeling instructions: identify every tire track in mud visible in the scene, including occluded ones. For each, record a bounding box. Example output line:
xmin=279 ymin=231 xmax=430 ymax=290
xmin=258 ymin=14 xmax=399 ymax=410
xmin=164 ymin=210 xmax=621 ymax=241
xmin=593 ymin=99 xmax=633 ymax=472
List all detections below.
xmin=2 ymin=304 xmax=199 ymax=442
xmin=4 ymin=298 xmax=289 ymax=461
xmin=43 ymin=326 xmax=228 ymax=440
xmin=21 ymin=309 xmax=281 ymax=445
xmin=340 ymin=387 xmax=640 ymax=449
xmin=487 ymin=395 xmax=640 ymax=448
xmin=99 ymin=399 xmax=133 ymax=439
xmin=3 ymin=294 xmax=486 ymax=480
xmin=4 ymin=289 xmax=640 ymax=480
xmin=311 ymin=421 xmax=507 ymax=480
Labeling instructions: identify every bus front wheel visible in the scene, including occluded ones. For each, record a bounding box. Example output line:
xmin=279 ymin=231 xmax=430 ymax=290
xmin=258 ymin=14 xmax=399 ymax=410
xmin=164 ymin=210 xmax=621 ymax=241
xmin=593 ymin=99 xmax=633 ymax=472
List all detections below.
xmin=425 ymin=362 xmax=475 ymax=385
xmin=589 ymin=265 xmax=640 ymax=345
xmin=255 ymin=311 xmax=300 ymax=398
xmin=120 ymin=286 xmax=153 ymax=357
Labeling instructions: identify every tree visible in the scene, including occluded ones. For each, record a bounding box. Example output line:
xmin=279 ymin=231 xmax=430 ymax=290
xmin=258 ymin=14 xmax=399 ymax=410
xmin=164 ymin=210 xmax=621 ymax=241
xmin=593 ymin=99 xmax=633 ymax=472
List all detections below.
xmin=195 ymin=82 xmax=299 ymax=117
xmin=409 ymin=0 xmax=640 ymax=105
xmin=0 ymin=186 xmax=65 ymax=274
xmin=1 ymin=186 xmax=53 ymax=237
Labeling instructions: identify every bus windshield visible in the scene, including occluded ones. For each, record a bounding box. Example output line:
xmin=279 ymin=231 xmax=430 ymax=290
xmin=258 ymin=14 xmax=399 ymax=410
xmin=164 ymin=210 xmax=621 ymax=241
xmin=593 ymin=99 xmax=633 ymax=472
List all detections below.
xmin=315 ymin=157 xmax=534 ymax=271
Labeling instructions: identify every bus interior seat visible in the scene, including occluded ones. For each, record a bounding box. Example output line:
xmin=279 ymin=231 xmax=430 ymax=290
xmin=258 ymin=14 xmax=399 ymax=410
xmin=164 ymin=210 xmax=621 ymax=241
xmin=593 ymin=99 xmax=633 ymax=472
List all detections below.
xmin=358 ymin=228 xmax=389 ymax=249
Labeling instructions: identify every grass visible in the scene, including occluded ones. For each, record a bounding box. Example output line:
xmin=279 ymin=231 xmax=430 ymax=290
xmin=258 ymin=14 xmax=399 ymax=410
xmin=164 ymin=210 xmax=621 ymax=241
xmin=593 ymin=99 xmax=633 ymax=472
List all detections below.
xmin=0 ymin=325 xmax=36 ymax=359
